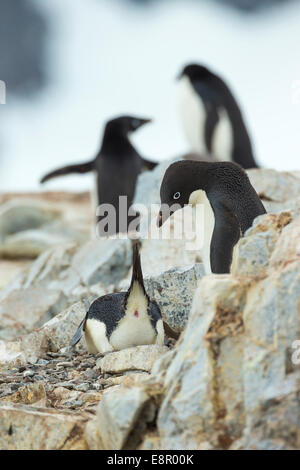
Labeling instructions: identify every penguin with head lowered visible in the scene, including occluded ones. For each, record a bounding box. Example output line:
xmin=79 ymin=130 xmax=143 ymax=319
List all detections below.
xmin=40 ymin=116 xmax=157 ymax=235
xmin=157 ymin=160 xmax=266 ymax=274
xmin=71 ymin=241 xmax=165 ymax=353
xmin=178 ymin=64 xmax=258 ymax=169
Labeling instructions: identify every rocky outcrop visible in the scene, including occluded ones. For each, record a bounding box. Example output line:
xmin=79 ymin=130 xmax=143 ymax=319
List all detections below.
xmin=0 ymin=403 xmax=88 ymax=450
xmin=248 ymin=168 xmax=300 ymax=215
xmin=145 ymin=264 xmax=204 ymax=331
xmin=96 ymin=345 xmax=169 ymax=374
xmin=0 ymin=164 xmax=300 ymax=450
xmin=0 ymin=199 xmax=88 ymax=259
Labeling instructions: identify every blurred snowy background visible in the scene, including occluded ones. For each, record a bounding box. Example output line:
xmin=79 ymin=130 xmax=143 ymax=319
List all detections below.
xmin=0 ymin=0 xmax=299 ymax=191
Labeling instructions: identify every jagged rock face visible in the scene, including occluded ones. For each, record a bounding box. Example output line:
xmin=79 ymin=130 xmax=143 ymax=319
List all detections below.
xmin=144 ymin=264 xmax=205 ymax=331
xmin=247 ymin=168 xmax=300 ymax=216
xmin=0 ymin=404 xmax=88 ymax=450
xmin=150 ymin=214 xmax=300 ymax=450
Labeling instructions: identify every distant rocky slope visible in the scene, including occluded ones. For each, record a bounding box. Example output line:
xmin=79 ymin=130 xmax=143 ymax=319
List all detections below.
xmin=0 ymin=163 xmax=299 ymax=450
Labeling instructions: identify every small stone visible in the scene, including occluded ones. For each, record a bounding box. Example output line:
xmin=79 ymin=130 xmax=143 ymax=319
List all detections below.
xmin=96 ymin=345 xmax=169 ymax=374
xmin=91 ymin=383 xmax=103 ymax=391
xmin=23 ymin=370 xmax=35 ymax=378
xmin=96 ymin=387 xmax=150 ymax=450
xmin=74 ymin=383 xmax=90 ymax=392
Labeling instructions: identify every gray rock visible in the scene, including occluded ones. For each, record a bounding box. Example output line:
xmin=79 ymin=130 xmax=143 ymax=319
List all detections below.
xmin=0 ymin=224 xmax=85 ymax=260
xmin=248 ymin=168 xmax=300 ymax=203
xmin=231 ymin=211 xmax=292 ymax=276
xmin=145 ymin=264 xmax=205 ymax=331
xmin=0 ymin=301 xmax=87 ymax=367
xmin=157 ymin=276 xmax=246 ymax=450
xmin=96 ymin=345 xmax=169 ymax=374
xmin=0 ymin=403 xmax=87 ymax=450
xmin=248 ymin=168 xmax=300 ymax=215
xmin=133 ymin=158 xmax=177 ymax=208
xmin=155 ymin=260 xmax=300 ymax=449
xmin=71 ymin=238 xmax=132 ymax=286
xmin=0 ymin=199 xmax=60 ymax=240
xmin=0 ymin=287 xmax=67 ymax=341
xmin=0 ymin=242 xmax=109 ymax=312
xmin=96 ymin=386 xmax=150 ymax=449
xmin=269 ymin=214 xmax=300 ymax=270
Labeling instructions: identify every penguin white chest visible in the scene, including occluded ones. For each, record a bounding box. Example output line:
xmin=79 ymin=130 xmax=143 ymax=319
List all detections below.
xmin=178 ymin=76 xmax=207 ymax=154
xmin=110 ymin=283 xmax=163 ymax=350
xmin=189 ymin=189 xmax=215 ymax=274
xmin=211 ymin=108 xmax=233 ymax=163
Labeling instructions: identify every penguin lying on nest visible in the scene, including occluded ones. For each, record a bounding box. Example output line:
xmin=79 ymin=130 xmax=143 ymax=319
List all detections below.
xmin=40 ymin=116 xmax=157 ymax=235
xmin=178 ymin=63 xmax=258 ymax=169
xmin=157 ymin=160 xmax=266 ymax=275
xmin=71 ymin=241 xmax=166 ymax=353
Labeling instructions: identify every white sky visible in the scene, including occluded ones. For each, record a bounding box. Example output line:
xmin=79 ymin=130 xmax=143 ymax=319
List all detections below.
xmin=1 ymin=0 xmax=300 ymax=191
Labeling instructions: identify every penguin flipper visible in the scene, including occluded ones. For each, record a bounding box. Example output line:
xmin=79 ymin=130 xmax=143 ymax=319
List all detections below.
xmin=210 ymin=201 xmax=241 ymax=274
xmin=140 ymin=158 xmax=158 ymax=171
xmin=40 ymin=160 xmax=95 ymax=184
xmin=71 ymin=316 xmax=87 ymax=347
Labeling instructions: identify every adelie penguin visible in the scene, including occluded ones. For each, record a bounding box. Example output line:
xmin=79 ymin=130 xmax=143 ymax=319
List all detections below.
xmin=40 ymin=116 xmax=157 ymax=235
xmin=71 ymin=241 xmax=165 ymax=353
xmin=157 ymin=160 xmax=266 ymax=274
xmin=178 ymin=64 xmax=258 ymax=169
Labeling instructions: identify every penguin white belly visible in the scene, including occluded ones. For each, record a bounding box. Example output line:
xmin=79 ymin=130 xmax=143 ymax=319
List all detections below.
xmin=110 ymin=315 xmax=157 ymax=350
xmin=189 ymin=189 xmax=215 ymax=274
xmin=85 ymin=319 xmax=113 ymax=354
xmin=110 ymin=282 xmax=161 ymax=350
xmin=178 ymin=76 xmax=207 ymax=154
xmin=212 ymin=108 xmax=233 ymax=162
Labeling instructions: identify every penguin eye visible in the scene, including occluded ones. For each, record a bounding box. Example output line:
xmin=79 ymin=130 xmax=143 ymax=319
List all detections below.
xmin=131 ymin=119 xmax=140 ymax=129
xmin=173 ymin=192 xmax=181 ymax=200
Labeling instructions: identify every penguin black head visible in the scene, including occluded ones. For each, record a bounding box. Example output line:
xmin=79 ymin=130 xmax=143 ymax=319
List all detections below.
xmin=178 ymin=64 xmax=212 ymax=82
xmin=157 ymin=160 xmax=266 ymax=274
xmin=104 ymin=116 xmax=152 ymax=136
xmin=157 ymin=160 xmax=205 ymax=227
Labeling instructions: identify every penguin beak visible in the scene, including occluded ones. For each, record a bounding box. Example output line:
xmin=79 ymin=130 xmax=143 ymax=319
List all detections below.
xmin=157 ymin=211 xmax=163 ymax=228
xmin=138 ymin=118 xmax=152 ymax=128
xmin=157 ymin=208 xmax=172 ymax=227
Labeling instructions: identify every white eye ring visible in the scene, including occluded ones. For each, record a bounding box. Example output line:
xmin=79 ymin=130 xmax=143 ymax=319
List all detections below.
xmin=173 ymin=192 xmax=181 ymax=200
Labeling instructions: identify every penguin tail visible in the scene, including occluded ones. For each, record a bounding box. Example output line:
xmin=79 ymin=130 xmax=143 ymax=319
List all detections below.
xmin=71 ymin=317 xmax=86 ymax=347
xmin=71 ymin=298 xmax=90 ymax=347
xmin=40 ymin=160 xmax=95 ymax=184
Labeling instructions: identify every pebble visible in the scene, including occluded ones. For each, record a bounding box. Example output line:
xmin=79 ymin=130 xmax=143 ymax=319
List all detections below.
xmin=23 ymin=370 xmax=35 ymax=378
xmin=56 ymin=362 xmax=73 ymax=368
xmin=74 ymin=383 xmax=90 ymax=392
xmin=91 ymin=383 xmax=103 ymax=391
xmin=37 ymin=359 xmax=49 ymax=365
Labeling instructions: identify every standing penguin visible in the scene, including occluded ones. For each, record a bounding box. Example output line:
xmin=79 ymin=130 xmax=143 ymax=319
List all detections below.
xmin=40 ymin=116 xmax=157 ymax=235
xmin=178 ymin=64 xmax=258 ymax=169
xmin=71 ymin=241 xmax=165 ymax=353
xmin=157 ymin=160 xmax=266 ymax=274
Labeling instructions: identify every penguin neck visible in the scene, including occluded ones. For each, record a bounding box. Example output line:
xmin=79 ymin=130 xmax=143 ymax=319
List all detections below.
xmin=125 ymin=281 xmax=149 ymax=319
xmin=101 ymin=129 xmax=135 ymax=157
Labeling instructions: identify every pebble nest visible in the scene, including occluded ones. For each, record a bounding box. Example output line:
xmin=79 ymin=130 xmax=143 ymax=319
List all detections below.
xmin=0 ymin=337 xmax=176 ymax=412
